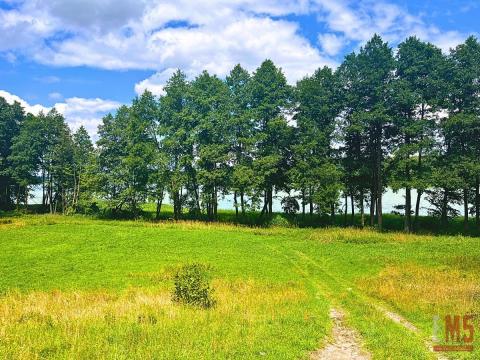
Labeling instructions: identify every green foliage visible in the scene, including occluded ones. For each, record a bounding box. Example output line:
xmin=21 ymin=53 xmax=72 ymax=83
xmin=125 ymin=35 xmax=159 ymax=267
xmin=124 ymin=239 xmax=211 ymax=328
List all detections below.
xmin=268 ymin=214 xmax=292 ymax=227
xmin=172 ymin=263 xmax=216 ymax=308
xmin=0 ymin=98 xmax=24 ymax=209
xmin=0 ymin=34 xmax=479 ymax=233
xmin=280 ymin=196 xmax=299 ymax=215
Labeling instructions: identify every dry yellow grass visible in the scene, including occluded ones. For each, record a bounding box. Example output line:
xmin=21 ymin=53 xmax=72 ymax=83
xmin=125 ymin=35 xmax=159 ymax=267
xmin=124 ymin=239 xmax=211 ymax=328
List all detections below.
xmin=358 ymin=264 xmax=480 ymax=317
xmin=305 ymin=227 xmax=425 ymax=244
xmin=0 ymin=280 xmax=316 ymax=359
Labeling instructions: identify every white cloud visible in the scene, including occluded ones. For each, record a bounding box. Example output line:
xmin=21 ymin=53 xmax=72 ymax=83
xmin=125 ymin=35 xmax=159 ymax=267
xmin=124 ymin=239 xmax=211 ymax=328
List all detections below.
xmin=54 ymin=97 xmax=122 ymax=136
xmin=48 ymin=92 xmax=63 ymax=100
xmin=0 ymin=0 xmax=472 ymax=96
xmin=318 ymin=33 xmax=346 ymax=56
xmin=0 ymin=90 xmax=120 ymax=137
xmin=313 ymin=0 xmax=468 ymax=52
xmin=0 ymin=90 xmax=48 ymax=115
xmin=0 ymin=0 xmax=334 ymax=88
xmin=134 ymin=68 xmax=177 ymax=96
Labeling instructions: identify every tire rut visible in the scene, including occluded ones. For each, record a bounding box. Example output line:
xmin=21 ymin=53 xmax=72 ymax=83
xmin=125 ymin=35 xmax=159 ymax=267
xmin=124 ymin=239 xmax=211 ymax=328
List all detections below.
xmin=310 ymin=308 xmax=371 ymax=360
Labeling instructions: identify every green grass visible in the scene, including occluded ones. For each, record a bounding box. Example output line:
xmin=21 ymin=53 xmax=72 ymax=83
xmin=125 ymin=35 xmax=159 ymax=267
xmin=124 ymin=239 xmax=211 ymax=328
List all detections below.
xmin=0 ymin=214 xmax=479 ymax=359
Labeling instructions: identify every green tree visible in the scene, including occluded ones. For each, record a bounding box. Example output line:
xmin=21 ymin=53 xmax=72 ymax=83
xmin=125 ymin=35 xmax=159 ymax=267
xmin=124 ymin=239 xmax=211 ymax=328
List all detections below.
xmin=293 ymin=66 xmax=342 ymax=218
xmin=444 ymin=36 xmax=480 ymax=230
xmin=97 ymin=97 xmax=156 ymax=217
xmin=0 ymin=98 xmax=24 ymax=209
xmin=337 ymin=35 xmax=394 ymax=230
xmin=158 ymin=70 xmax=192 ymax=219
xmin=389 ymin=37 xmax=445 ymax=231
xmin=226 ymin=64 xmax=254 ymax=216
xmin=249 ymin=60 xmax=293 ymax=215
xmin=72 ymin=126 xmax=95 ymax=212
xmin=189 ymin=71 xmax=231 ymax=219
xmin=7 ymin=113 xmax=41 ymax=208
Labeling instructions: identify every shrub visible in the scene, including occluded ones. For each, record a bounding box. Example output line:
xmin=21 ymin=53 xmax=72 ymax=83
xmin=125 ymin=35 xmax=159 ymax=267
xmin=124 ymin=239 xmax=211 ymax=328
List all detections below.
xmin=172 ymin=263 xmax=216 ymax=308
xmin=281 ymin=196 xmax=299 ymax=215
xmin=268 ymin=214 xmax=292 ymax=227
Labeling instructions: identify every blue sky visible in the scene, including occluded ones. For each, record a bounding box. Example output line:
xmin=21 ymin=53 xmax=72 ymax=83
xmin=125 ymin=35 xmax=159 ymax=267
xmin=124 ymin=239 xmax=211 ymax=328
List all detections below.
xmin=0 ymin=0 xmax=478 ymax=136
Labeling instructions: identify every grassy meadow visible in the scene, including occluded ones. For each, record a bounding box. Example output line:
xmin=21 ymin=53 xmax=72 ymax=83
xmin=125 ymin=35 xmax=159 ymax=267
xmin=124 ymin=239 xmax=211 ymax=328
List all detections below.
xmin=0 ymin=209 xmax=479 ymax=359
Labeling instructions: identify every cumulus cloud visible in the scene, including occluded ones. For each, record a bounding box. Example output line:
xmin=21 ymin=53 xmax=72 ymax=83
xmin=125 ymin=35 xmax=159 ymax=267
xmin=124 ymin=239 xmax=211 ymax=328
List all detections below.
xmin=313 ymin=0 xmax=467 ymax=51
xmin=0 ymin=0 xmax=332 ymax=90
xmin=0 ymin=90 xmax=120 ymax=137
xmin=0 ymin=0 xmax=473 ymax=96
xmin=318 ymin=33 xmax=346 ymax=56
xmin=0 ymin=90 xmax=48 ymax=115
xmin=54 ymin=97 xmax=122 ymax=135
xmin=134 ymin=68 xmax=177 ymax=96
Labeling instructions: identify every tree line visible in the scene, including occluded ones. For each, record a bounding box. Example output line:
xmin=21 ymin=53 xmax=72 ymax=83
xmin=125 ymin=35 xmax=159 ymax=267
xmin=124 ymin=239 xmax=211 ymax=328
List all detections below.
xmin=0 ymin=35 xmax=479 ymax=232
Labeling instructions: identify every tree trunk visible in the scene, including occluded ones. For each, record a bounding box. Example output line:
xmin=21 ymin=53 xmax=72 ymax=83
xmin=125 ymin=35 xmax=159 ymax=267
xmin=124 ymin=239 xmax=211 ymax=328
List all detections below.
xmin=268 ymin=187 xmax=273 ymax=215
xmin=173 ymin=189 xmax=180 ymax=220
xmin=414 ymin=127 xmax=423 ymax=231
xmin=240 ymin=191 xmax=245 ymax=215
xmin=350 ymin=194 xmax=355 ymax=225
xmin=377 ymin=138 xmax=383 ymax=231
xmin=344 ymin=193 xmax=348 ymax=227
xmin=261 ymin=190 xmax=268 ymax=216
xmin=155 ymin=193 xmax=163 ymax=220
xmin=414 ymin=190 xmax=422 ymax=230
xmin=476 ymin=175 xmax=480 ymax=230
xmin=15 ymin=184 xmax=20 ymax=210
xmin=72 ymin=169 xmax=77 ymax=212
xmin=370 ymin=188 xmax=375 ymax=226
xmin=234 ymin=191 xmax=238 ymax=217
xmin=309 ymin=186 xmax=313 ymax=216
xmin=49 ymin=173 xmax=53 ymax=214
xmin=302 ymin=188 xmax=306 ymax=216
xmin=441 ymin=189 xmax=448 ymax=228
xmin=213 ymin=186 xmax=218 ymax=219
xmin=360 ymin=190 xmax=365 ymax=228
xmin=42 ymin=168 xmax=46 ymax=207
xmin=405 ymin=186 xmax=411 ymax=233
xmin=330 ymin=202 xmax=335 ymax=224
xmin=463 ymin=188 xmax=469 ymax=232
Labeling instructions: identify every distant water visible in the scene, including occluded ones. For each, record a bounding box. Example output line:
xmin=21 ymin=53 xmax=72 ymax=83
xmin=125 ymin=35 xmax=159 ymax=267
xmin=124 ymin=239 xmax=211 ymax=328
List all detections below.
xmin=215 ymin=188 xmax=432 ymax=215
xmin=28 ymin=186 xmax=459 ymax=216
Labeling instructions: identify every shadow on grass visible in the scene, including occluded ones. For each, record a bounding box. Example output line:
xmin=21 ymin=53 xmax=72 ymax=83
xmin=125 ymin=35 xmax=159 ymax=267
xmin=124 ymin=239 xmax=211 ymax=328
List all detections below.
xmin=1 ymin=203 xmax=479 ymax=237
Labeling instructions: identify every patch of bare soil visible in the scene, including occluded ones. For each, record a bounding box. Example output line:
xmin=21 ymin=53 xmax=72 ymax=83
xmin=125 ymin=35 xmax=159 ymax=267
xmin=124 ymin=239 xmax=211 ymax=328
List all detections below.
xmin=311 ymin=308 xmax=371 ymax=360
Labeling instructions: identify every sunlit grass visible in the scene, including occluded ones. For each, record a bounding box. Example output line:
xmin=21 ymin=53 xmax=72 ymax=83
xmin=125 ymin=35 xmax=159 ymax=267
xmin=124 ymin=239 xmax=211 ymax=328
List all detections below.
xmin=0 ymin=281 xmax=326 ymax=359
xmin=0 ymin=214 xmax=478 ymax=359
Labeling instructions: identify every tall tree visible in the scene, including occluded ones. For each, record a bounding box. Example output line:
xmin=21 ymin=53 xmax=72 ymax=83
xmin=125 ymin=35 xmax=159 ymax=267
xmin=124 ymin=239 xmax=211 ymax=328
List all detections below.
xmin=249 ymin=60 xmax=293 ymax=215
xmin=389 ymin=37 xmax=445 ymax=232
xmin=337 ymin=53 xmax=370 ymax=227
xmin=226 ymin=64 xmax=254 ymax=216
xmin=189 ymin=71 xmax=231 ymax=219
xmin=97 ymin=97 xmax=156 ymax=217
xmin=293 ymin=66 xmax=342 ymax=217
xmin=444 ymin=36 xmax=480 ymax=230
xmin=72 ymin=126 xmax=95 ymax=212
xmin=7 ymin=113 xmax=42 ymax=208
xmin=159 ymin=70 xmax=191 ymax=219
xmin=0 ymin=98 xmax=24 ymax=209
xmin=338 ymin=35 xmax=394 ymax=230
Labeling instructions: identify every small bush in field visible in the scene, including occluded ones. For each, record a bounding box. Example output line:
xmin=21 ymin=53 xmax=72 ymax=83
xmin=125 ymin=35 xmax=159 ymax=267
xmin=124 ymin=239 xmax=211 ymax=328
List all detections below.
xmin=269 ymin=214 xmax=292 ymax=227
xmin=172 ymin=263 xmax=216 ymax=308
